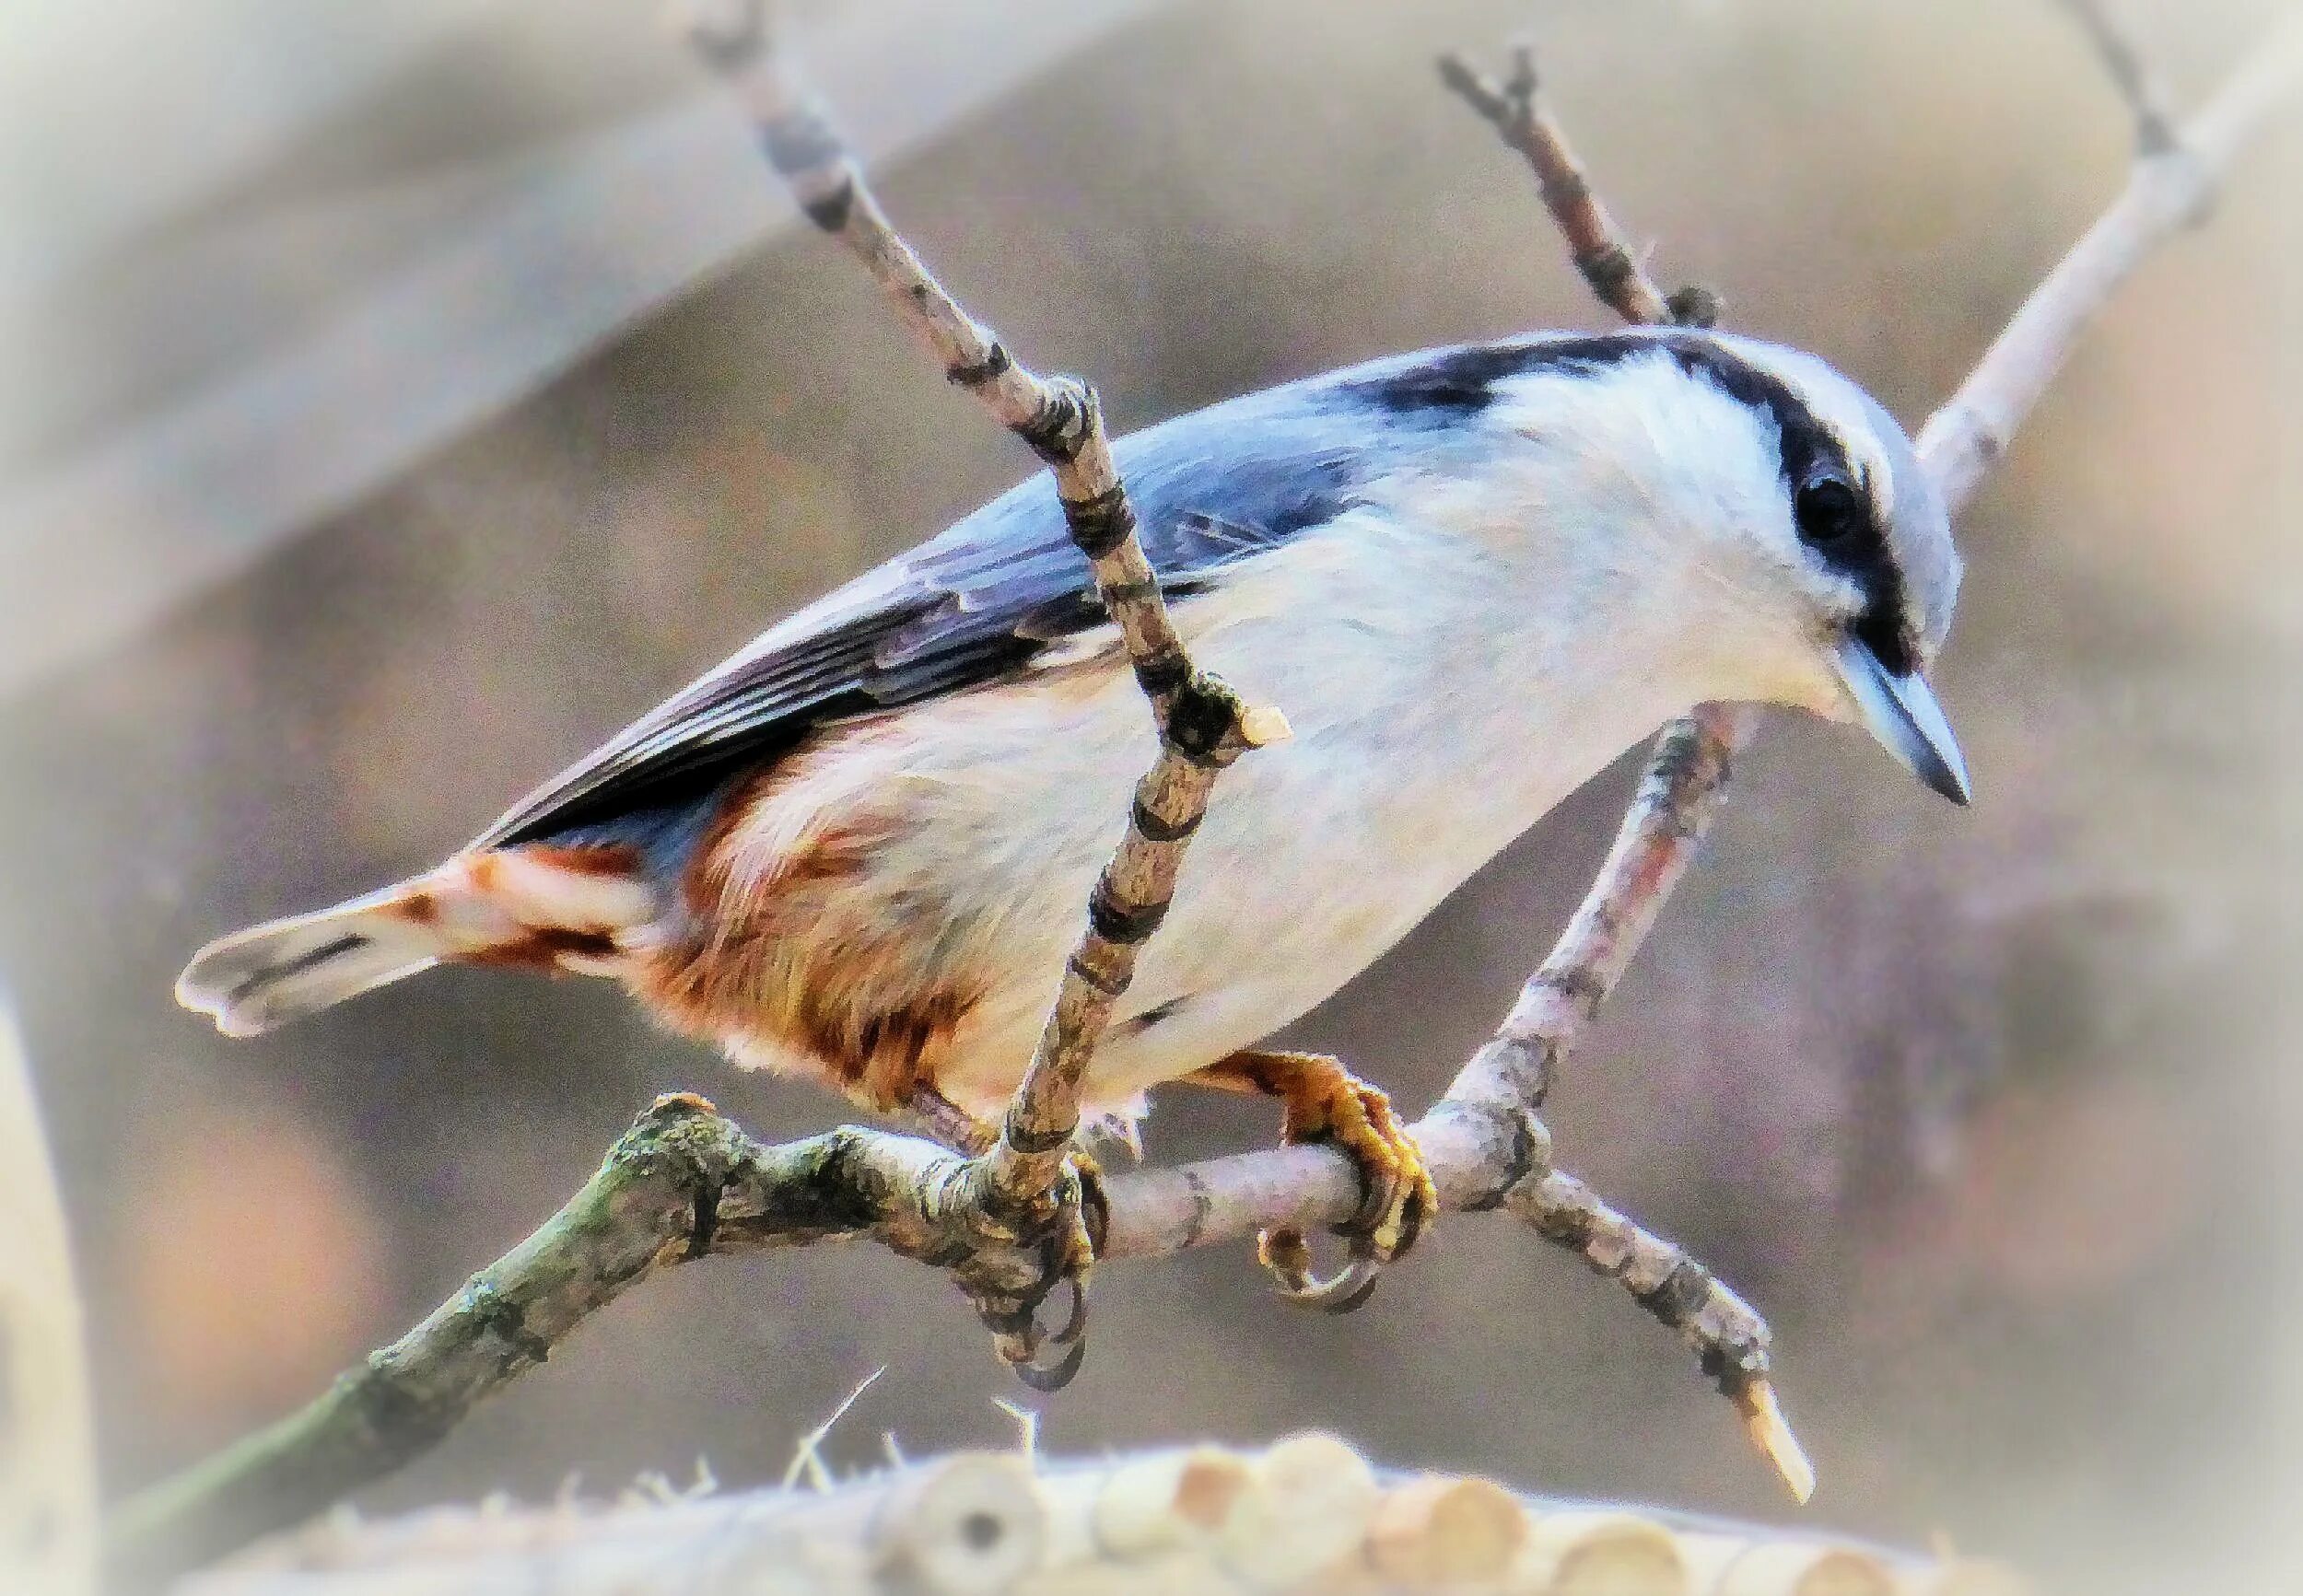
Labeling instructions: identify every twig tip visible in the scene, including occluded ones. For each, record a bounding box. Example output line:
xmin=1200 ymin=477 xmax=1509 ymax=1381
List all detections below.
xmin=1740 ymin=1380 xmax=1817 ymax=1505
xmin=1238 ymin=704 xmax=1293 ymax=748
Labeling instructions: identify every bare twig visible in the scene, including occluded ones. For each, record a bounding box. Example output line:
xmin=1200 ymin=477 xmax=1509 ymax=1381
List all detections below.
xmin=691 ymin=0 xmax=1284 ymax=1190
xmin=783 ymin=1369 xmax=884 ymax=1492
xmin=1437 ymin=42 xmax=1720 ymax=330
xmin=1440 ymin=705 xmax=1752 ymax=1124
xmin=1430 ymin=48 xmax=1793 ymax=1474
xmin=105 ymin=11 xmax=2303 ymax=1587
xmin=1513 ymin=1170 xmax=1815 ymax=1503
xmin=2056 ymin=0 xmax=2183 ymax=153
xmin=1432 ymin=40 xmax=1748 ymax=1138
xmin=1918 ymin=8 xmax=2303 ymax=510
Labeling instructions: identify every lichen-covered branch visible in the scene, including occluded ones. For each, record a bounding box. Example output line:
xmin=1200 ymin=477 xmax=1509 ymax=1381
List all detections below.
xmin=107 ymin=1096 xmax=978 ymax=1589
xmin=178 ymin=1433 xmax=2022 ymax=1596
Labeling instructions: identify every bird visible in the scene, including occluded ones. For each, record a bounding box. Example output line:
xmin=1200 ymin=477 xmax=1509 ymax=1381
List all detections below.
xmin=177 ymin=325 xmax=1969 ymax=1293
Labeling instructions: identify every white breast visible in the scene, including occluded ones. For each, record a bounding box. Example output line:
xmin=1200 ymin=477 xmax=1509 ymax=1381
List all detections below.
xmin=690 ymin=355 xmax=1839 ymax=1116
xmin=848 ymin=488 xmax=1723 ymax=1117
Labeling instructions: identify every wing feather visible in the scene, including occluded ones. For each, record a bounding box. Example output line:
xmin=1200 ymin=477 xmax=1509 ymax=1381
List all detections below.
xmin=472 ymin=377 xmax=1385 ymax=849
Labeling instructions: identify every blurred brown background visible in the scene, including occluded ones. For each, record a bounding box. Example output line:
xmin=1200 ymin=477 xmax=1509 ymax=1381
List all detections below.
xmin=4 ymin=0 xmax=2298 ymax=1591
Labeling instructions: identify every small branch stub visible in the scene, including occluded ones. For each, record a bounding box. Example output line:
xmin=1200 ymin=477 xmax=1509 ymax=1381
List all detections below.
xmin=1437 ymin=42 xmax=1719 ymax=330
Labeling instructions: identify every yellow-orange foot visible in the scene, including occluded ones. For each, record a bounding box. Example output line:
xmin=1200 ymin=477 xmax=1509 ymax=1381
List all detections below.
xmin=1186 ymin=1050 xmax=1436 ymax=1311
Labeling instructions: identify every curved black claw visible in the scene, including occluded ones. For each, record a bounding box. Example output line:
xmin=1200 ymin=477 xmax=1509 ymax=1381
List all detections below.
xmin=1045 ymin=1274 xmax=1090 ymax=1346
xmin=964 ymin=1153 xmax=1099 ymax=1391
xmin=1257 ymin=1124 xmax=1432 ymax=1313
xmin=986 ymin=1256 xmax=1089 ymax=1387
xmin=1227 ymin=1053 xmax=1435 ymax=1313
xmin=1277 ymin=1255 xmax=1385 ymax=1314
xmin=1010 ymin=1333 xmax=1088 ymax=1392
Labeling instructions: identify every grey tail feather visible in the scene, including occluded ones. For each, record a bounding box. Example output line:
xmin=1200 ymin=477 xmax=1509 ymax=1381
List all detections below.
xmin=176 ymin=891 xmax=442 ymax=1037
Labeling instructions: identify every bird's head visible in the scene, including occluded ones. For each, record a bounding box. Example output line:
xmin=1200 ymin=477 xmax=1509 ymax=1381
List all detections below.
xmin=1423 ymin=328 xmax=1970 ymax=805
xmin=1685 ymin=330 xmax=1969 ymax=805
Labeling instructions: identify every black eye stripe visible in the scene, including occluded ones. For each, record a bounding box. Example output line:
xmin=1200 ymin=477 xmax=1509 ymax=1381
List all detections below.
xmin=1657 ymin=338 xmax=1917 ymax=674
xmin=1338 ymin=329 xmax=1923 ymax=673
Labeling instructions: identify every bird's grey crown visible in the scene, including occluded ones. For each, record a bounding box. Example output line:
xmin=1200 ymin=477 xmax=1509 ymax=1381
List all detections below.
xmin=477 ymin=328 xmax=1954 ymax=850
xmin=1344 ymin=328 xmax=1955 ymax=669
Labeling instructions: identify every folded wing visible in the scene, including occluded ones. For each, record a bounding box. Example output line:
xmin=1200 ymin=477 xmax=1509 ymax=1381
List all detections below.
xmin=474 ymin=383 xmax=1375 ymax=848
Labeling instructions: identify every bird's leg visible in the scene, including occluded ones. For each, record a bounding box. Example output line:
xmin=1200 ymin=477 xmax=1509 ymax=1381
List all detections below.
xmin=905 ymin=1084 xmax=999 ymax=1156
xmin=907 ymin=1084 xmax=1110 ymax=1259
xmin=1182 ymin=1050 xmax=1436 ymax=1311
xmin=906 ymin=1086 xmax=1107 ymax=1390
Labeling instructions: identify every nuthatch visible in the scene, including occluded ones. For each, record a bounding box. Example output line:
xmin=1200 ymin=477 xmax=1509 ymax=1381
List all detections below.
xmin=179 ymin=327 xmax=1968 ymax=1283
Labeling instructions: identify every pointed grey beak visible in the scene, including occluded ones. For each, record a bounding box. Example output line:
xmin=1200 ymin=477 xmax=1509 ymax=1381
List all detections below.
xmin=1830 ymin=634 xmax=1972 ymax=806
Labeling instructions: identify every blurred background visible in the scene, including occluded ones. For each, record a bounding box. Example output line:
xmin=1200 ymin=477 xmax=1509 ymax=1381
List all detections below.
xmin=4 ymin=0 xmax=2297 ymax=1590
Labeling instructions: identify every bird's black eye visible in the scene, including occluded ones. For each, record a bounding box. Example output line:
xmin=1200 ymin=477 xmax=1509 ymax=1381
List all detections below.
xmin=1795 ymin=473 xmax=1864 ymax=546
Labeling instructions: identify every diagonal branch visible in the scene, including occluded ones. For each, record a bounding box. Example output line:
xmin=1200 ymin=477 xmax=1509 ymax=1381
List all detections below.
xmin=1432 ymin=39 xmax=1795 ymax=1488
xmin=1436 ymin=43 xmax=1717 ymax=329
xmin=1511 ymin=1167 xmax=1813 ymax=1504
xmin=1919 ymin=6 xmax=2302 ymax=509
xmin=684 ymin=0 xmax=1286 ymax=1270
xmin=1439 ymin=705 xmax=1751 ymax=1123
xmin=1432 ymin=5 xmax=2301 ymax=1497
xmin=1432 ymin=48 xmax=1750 ymax=1132
xmin=104 ymin=11 xmax=2303 ymax=1589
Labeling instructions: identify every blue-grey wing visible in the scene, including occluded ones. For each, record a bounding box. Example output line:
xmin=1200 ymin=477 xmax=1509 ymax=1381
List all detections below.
xmin=471 ymin=383 xmax=1379 ymax=849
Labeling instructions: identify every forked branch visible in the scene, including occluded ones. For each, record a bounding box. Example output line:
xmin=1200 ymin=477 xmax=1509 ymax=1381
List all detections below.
xmin=2055 ymin=0 xmax=2181 ymax=153
xmin=1918 ymin=6 xmax=2300 ymax=507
